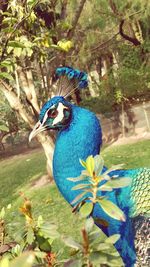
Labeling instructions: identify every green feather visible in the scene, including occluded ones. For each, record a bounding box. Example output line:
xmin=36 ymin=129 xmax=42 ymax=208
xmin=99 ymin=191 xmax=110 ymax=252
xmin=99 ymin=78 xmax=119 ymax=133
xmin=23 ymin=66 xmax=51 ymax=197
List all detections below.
xmin=130 ymin=168 xmax=150 ymax=217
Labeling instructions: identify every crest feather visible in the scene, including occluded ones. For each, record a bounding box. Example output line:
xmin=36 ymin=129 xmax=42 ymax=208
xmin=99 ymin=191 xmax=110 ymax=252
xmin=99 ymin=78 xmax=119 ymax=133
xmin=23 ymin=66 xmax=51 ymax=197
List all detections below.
xmin=55 ymin=66 xmax=88 ymax=98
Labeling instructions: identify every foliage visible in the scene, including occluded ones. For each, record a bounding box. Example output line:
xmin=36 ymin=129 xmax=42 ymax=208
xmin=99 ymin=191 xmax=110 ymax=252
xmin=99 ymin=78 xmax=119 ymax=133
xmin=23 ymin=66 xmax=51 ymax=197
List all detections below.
xmin=69 ymin=155 xmax=131 ymax=222
xmin=0 ymin=91 xmax=28 ymax=150
xmin=0 ymin=0 xmax=88 ymax=174
xmin=0 ymin=197 xmax=59 ymax=267
xmin=0 ymin=0 xmax=150 ymax=107
xmin=0 ymin=0 xmax=78 ymax=82
xmin=0 ymin=193 xmax=124 ymax=267
xmin=62 ymin=217 xmax=123 ymax=267
xmin=80 ymin=96 xmax=115 ymax=114
xmin=0 ymin=94 xmax=18 ymax=134
xmin=0 ymin=155 xmax=132 ymax=266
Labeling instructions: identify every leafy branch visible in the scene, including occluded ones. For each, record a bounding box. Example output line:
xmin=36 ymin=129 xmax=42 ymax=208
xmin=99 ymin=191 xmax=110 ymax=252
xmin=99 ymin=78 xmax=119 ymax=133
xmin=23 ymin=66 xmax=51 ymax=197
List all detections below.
xmin=0 ymin=0 xmax=39 ymax=62
xmin=0 ymin=193 xmax=124 ymax=267
xmin=68 ymin=155 xmax=131 ymax=222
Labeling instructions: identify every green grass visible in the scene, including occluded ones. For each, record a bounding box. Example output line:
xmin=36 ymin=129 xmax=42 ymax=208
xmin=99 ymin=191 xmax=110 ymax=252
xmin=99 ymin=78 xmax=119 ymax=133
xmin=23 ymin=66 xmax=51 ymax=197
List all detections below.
xmin=102 ymin=140 xmax=150 ymax=168
xmin=0 ymin=149 xmax=46 ymax=208
xmin=0 ymin=140 xmax=150 ymax=256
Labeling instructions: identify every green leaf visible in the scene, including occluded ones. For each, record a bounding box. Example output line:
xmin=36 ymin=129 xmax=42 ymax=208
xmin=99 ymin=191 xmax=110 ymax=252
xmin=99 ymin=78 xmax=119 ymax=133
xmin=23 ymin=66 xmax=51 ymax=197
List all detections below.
xmin=7 ymin=46 xmax=14 ymax=54
xmin=62 ymin=237 xmax=82 ymax=250
xmin=0 ymin=72 xmax=14 ymax=81
xmin=0 ymin=207 xmax=5 ymax=219
xmin=71 ymin=183 xmax=91 ymax=191
xmin=7 ymin=204 xmax=11 ymax=209
xmin=89 ymin=251 xmax=107 ymax=264
xmin=97 ymin=199 xmax=126 ymax=222
xmin=26 ymin=47 xmax=33 ymax=57
xmin=98 ymin=184 xmax=112 ymax=191
xmin=0 ymin=59 xmax=13 ymax=68
xmin=39 ymin=223 xmax=59 ymax=239
xmin=106 ymin=254 xmax=124 ymax=266
xmin=27 ymin=0 xmax=37 ymax=6
xmin=13 ymin=47 xmax=22 ymax=57
xmin=104 ymin=178 xmax=131 ymax=189
xmin=8 ymin=41 xmax=25 ymax=48
xmin=26 ymin=226 xmax=35 ymax=245
xmin=67 ymin=175 xmax=87 ymax=182
xmin=105 ymin=234 xmax=120 ymax=244
xmin=79 ymin=159 xmax=86 ymax=168
xmin=2 ymin=17 xmax=18 ymax=24
xmin=0 ymin=124 xmax=9 ymax=132
xmin=89 ymin=228 xmax=107 ymax=244
xmin=57 ymin=40 xmax=73 ymax=52
xmin=71 ymin=191 xmax=87 ymax=205
xmin=96 ymin=242 xmax=112 ymax=251
xmin=11 ymin=244 xmax=21 ymax=257
xmin=37 ymin=215 xmax=43 ymax=227
xmin=94 ymin=155 xmax=104 ymax=175
xmin=101 ymin=174 xmax=110 ymax=181
xmin=36 ymin=235 xmax=51 ymax=252
xmin=86 ymin=155 xmax=95 ymax=176
xmin=50 ymin=44 xmax=61 ymax=49
xmin=81 ymin=169 xmax=89 ymax=176
xmin=79 ymin=202 xmax=93 ymax=217
xmin=103 ymin=164 xmax=124 ymax=176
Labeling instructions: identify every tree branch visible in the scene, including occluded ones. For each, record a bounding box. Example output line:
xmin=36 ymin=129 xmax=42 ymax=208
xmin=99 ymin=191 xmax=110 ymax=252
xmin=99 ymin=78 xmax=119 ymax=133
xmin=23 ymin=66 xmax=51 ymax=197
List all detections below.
xmin=0 ymin=79 xmax=34 ymax=127
xmin=109 ymin=0 xmax=120 ymax=16
xmin=91 ymin=32 xmax=119 ymax=51
xmin=119 ymin=19 xmax=141 ymax=46
xmin=60 ymin=0 xmax=68 ymax=20
xmin=108 ymin=0 xmax=141 ymax=46
xmin=67 ymin=0 xmax=87 ymax=39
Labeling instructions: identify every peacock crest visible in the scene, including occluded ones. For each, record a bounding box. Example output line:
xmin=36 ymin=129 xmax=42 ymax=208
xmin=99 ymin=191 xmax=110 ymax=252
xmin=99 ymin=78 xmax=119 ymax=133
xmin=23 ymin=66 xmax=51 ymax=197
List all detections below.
xmin=54 ymin=66 xmax=88 ymax=98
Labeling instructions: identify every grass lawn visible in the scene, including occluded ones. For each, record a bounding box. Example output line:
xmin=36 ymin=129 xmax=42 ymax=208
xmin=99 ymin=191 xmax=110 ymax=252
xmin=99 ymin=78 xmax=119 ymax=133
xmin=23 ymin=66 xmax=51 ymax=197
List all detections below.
xmin=0 ymin=140 xmax=150 ymax=256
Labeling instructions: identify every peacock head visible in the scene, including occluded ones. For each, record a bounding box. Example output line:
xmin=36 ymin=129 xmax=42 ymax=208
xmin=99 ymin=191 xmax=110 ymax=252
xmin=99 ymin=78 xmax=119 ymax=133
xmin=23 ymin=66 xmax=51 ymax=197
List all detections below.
xmin=29 ymin=96 xmax=72 ymax=141
xmin=29 ymin=66 xmax=88 ymax=141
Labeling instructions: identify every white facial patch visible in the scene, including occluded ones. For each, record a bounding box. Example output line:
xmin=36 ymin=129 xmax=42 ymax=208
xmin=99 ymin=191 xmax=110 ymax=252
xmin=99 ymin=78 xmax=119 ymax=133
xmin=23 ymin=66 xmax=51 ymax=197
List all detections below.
xmin=52 ymin=102 xmax=65 ymax=126
xmin=42 ymin=104 xmax=55 ymax=125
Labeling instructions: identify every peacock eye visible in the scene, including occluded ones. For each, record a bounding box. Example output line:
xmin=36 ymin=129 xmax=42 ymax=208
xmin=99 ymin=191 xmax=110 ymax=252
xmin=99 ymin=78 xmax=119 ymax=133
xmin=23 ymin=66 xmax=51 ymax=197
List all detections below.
xmin=47 ymin=109 xmax=58 ymax=118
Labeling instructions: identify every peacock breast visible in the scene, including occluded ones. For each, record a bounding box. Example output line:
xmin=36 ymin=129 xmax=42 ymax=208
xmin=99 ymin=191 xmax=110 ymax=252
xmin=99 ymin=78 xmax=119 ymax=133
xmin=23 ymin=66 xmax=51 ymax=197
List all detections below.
xmin=53 ymin=105 xmax=102 ymax=203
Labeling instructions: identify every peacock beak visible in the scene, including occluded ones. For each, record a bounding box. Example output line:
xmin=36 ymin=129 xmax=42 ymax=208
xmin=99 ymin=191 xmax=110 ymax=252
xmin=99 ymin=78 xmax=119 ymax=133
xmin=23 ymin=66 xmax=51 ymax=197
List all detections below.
xmin=29 ymin=121 xmax=46 ymax=142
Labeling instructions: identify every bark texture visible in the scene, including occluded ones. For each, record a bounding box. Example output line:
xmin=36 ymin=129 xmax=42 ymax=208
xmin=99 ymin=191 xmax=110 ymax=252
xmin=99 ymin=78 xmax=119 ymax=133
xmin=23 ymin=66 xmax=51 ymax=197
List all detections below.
xmin=0 ymin=78 xmax=54 ymax=179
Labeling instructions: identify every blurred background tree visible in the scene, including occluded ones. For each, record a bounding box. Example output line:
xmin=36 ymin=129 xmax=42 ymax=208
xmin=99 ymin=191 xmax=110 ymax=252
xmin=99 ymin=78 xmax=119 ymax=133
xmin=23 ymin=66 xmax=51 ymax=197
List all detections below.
xmin=0 ymin=0 xmax=150 ymax=176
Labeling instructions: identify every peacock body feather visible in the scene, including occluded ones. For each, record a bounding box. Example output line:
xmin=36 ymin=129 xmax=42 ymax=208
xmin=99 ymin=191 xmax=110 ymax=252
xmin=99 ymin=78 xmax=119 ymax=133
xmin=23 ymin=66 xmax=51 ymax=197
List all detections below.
xmin=29 ymin=67 xmax=150 ymax=267
xmin=53 ymin=101 xmax=150 ymax=266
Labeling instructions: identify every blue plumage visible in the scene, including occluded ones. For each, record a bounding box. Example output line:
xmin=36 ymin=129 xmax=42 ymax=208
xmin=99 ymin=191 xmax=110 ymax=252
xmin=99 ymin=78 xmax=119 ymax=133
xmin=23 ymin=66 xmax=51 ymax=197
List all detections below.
xmin=29 ymin=67 xmax=150 ymax=267
xmin=53 ymin=102 xmax=136 ymax=266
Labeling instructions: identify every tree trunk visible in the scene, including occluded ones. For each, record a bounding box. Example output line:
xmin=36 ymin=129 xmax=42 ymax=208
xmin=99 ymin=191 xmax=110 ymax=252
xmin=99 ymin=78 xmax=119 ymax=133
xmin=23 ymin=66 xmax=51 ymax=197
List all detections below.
xmin=0 ymin=79 xmax=54 ymax=180
xmin=17 ymin=66 xmax=40 ymax=115
xmin=37 ymin=132 xmax=54 ymax=181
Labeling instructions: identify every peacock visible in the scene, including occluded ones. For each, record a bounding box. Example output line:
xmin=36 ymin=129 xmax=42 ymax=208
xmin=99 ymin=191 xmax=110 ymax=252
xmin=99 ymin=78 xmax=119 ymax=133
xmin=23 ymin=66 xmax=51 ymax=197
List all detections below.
xmin=29 ymin=66 xmax=150 ymax=267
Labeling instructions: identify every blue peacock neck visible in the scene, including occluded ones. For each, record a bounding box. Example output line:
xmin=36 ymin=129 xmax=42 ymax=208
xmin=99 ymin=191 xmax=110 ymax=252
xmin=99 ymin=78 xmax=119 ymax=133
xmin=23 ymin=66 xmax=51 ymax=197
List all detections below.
xmin=53 ymin=104 xmax=102 ymax=204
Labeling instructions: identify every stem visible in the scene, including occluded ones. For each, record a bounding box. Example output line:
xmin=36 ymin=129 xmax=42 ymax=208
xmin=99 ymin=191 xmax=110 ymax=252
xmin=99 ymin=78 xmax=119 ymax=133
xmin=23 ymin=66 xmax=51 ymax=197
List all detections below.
xmin=82 ymin=228 xmax=93 ymax=267
xmin=92 ymin=173 xmax=99 ymax=203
